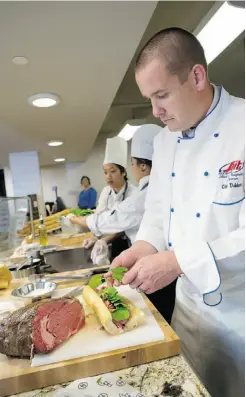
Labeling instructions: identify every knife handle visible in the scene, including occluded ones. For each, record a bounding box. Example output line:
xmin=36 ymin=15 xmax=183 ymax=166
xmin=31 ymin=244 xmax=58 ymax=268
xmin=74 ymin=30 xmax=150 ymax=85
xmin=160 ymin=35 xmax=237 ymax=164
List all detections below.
xmin=91 ymin=267 xmax=110 ymax=275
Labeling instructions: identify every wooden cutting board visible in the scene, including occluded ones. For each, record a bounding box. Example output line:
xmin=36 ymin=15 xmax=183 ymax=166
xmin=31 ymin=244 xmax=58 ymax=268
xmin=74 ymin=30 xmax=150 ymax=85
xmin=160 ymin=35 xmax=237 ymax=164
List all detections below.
xmin=0 ymin=272 xmax=181 ymax=397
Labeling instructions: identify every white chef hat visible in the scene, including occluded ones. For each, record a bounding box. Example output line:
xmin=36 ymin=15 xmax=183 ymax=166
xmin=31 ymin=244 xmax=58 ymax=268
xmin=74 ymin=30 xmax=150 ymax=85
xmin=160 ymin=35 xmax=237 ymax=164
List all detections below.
xmin=131 ymin=124 xmax=162 ymax=161
xmin=103 ymin=136 xmax=128 ymax=168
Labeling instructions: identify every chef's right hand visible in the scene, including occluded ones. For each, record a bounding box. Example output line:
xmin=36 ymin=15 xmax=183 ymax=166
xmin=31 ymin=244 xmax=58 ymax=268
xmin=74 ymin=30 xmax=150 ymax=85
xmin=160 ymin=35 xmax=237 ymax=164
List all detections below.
xmin=83 ymin=236 xmax=98 ymax=249
xmin=61 ymin=214 xmax=75 ymax=227
xmin=106 ymin=241 xmax=157 ymax=285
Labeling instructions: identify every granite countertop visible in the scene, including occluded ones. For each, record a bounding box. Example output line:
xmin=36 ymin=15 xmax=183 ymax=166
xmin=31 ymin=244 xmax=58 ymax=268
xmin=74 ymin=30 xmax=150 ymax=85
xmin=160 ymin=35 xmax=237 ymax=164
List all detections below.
xmin=9 ymin=356 xmax=210 ymax=397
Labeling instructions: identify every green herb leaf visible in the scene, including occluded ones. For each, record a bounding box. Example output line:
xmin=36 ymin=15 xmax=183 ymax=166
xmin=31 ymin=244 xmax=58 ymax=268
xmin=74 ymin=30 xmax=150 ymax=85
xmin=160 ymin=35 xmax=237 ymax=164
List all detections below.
xmin=98 ymin=286 xmax=129 ymax=320
xmin=103 ymin=287 xmax=117 ymax=297
xmin=88 ymin=275 xmax=105 ymax=290
xmin=112 ymin=267 xmax=128 ymax=274
xmin=112 ymin=267 xmax=128 ymax=282
xmin=70 ymin=208 xmax=93 ymax=217
xmin=96 ymin=377 xmax=102 ymax=385
xmin=112 ymin=308 xmax=130 ymax=321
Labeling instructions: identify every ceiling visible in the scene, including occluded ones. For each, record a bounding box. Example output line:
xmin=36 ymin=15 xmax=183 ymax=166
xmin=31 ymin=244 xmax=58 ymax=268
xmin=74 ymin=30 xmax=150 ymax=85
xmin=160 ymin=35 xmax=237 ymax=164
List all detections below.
xmin=0 ymin=1 xmax=245 ymax=168
xmin=0 ymin=1 xmax=157 ymax=166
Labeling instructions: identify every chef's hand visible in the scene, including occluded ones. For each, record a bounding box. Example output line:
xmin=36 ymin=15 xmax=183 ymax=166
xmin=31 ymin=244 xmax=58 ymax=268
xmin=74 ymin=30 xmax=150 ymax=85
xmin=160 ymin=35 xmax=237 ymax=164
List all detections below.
xmin=83 ymin=236 xmax=98 ymax=249
xmin=70 ymin=215 xmax=88 ymax=228
xmin=91 ymin=239 xmax=110 ymax=266
xmin=105 ymin=241 xmax=157 ymax=285
xmin=122 ymin=251 xmax=182 ymax=294
xmin=61 ymin=214 xmax=75 ymax=227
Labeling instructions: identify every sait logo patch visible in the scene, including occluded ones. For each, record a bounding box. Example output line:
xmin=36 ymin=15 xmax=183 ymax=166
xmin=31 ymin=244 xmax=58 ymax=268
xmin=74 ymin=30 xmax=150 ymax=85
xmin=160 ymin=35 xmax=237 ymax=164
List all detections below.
xmin=219 ymin=160 xmax=244 ymax=177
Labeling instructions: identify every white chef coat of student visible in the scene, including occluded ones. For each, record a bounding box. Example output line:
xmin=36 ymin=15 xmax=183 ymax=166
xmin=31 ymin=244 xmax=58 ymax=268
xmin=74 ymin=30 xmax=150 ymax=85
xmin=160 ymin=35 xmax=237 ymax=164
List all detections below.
xmin=95 ymin=136 xmax=137 ymax=214
xmin=136 ymin=86 xmax=245 ymax=397
xmin=88 ymin=124 xmax=161 ymax=265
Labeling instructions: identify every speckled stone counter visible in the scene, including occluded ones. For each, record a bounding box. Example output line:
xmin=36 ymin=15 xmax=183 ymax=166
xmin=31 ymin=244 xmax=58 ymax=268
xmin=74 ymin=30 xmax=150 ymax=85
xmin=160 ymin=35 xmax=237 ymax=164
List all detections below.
xmin=9 ymin=356 xmax=210 ymax=397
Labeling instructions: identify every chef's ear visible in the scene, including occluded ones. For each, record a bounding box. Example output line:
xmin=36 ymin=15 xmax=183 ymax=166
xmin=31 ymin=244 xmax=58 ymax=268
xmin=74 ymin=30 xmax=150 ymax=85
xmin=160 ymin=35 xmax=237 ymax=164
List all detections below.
xmin=192 ymin=64 xmax=207 ymax=91
xmin=140 ymin=163 xmax=147 ymax=172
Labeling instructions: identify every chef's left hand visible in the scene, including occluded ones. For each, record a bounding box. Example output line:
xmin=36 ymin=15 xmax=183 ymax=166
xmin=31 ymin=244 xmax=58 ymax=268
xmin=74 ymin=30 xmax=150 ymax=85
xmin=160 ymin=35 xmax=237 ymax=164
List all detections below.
xmin=122 ymin=251 xmax=182 ymax=294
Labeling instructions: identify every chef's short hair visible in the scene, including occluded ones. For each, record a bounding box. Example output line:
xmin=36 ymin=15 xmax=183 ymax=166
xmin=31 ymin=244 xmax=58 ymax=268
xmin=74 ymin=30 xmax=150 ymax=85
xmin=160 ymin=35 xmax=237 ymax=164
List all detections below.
xmin=135 ymin=27 xmax=207 ymax=83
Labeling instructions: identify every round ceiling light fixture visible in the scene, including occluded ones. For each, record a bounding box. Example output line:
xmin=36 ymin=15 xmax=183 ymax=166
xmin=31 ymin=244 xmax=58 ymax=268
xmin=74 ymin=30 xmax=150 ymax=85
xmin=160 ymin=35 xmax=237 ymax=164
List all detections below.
xmin=28 ymin=93 xmax=60 ymax=108
xmin=12 ymin=56 xmax=29 ymax=65
xmin=48 ymin=140 xmax=64 ymax=147
xmin=54 ymin=158 xmax=66 ymax=163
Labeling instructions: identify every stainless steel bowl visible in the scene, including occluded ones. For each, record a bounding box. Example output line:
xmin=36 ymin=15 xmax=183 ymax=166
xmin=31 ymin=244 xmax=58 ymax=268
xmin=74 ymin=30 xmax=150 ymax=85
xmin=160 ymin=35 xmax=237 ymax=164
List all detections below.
xmin=11 ymin=281 xmax=57 ymax=301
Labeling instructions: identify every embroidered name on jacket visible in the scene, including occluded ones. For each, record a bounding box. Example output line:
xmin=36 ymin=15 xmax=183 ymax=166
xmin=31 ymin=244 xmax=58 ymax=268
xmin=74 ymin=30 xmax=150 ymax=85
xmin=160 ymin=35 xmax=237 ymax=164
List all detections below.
xmin=219 ymin=160 xmax=244 ymax=190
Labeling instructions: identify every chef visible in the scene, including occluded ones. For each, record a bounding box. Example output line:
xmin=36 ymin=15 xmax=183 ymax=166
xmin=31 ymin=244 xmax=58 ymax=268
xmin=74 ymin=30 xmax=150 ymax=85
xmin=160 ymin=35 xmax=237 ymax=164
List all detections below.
xmin=109 ymin=27 xmax=245 ymax=397
xmin=88 ymin=124 xmax=161 ymax=265
xmin=95 ymin=136 xmax=137 ymax=214
xmin=69 ymin=136 xmax=137 ymax=257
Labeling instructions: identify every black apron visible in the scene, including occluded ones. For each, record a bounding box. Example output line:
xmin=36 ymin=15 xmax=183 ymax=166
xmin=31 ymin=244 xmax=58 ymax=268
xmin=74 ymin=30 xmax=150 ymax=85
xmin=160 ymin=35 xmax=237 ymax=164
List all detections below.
xmin=148 ymin=280 xmax=177 ymax=325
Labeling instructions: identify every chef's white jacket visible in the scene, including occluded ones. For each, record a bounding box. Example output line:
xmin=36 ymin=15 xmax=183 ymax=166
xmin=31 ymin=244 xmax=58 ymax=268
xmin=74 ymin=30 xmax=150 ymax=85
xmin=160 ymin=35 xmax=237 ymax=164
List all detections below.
xmin=95 ymin=183 xmax=137 ymax=214
xmin=86 ymin=176 xmax=149 ymax=244
xmin=136 ymin=86 xmax=245 ymax=397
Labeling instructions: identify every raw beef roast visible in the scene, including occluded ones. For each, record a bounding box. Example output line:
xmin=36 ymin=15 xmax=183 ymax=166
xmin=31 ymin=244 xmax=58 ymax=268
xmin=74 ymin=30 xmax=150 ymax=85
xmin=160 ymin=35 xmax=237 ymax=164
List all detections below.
xmin=0 ymin=297 xmax=85 ymax=358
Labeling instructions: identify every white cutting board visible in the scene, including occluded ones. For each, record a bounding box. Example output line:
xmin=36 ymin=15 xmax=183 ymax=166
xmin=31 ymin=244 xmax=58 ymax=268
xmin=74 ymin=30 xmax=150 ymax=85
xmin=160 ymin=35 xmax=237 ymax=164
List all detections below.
xmin=31 ymin=285 xmax=165 ymax=367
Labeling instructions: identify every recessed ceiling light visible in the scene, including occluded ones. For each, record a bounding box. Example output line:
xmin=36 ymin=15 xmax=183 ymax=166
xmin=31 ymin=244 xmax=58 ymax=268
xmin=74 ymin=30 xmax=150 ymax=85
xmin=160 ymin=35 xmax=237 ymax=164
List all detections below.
xmin=28 ymin=93 xmax=60 ymax=108
xmin=54 ymin=158 xmax=66 ymax=163
xmin=48 ymin=140 xmax=64 ymax=147
xmin=12 ymin=56 xmax=29 ymax=65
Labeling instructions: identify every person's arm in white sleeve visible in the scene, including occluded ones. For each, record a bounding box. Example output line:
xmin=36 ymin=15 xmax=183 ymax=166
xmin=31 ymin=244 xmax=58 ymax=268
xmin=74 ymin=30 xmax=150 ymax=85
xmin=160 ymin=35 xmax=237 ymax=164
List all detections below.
xmin=174 ymin=200 xmax=245 ymax=295
xmin=135 ymin=141 xmax=166 ymax=252
xmin=95 ymin=186 xmax=108 ymax=214
xmin=86 ymin=192 xmax=144 ymax=237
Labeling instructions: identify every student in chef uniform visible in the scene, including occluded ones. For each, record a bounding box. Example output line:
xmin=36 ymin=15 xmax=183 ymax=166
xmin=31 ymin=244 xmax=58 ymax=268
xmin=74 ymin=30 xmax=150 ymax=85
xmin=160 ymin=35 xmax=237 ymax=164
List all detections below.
xmin=70 ymin=136 xmax=137 ymax=257
xmin=95 ymin=136 xmax=137 ymax=215
xmin=109 ymin=27 xmax=245 ymax=397
xmin=88 ymin=124 xmax=161 ymax=261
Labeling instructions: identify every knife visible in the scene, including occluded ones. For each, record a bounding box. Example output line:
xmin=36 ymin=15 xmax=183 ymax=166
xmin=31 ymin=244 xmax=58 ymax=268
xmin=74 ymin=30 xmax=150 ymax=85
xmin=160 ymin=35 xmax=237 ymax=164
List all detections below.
xmin=30 ymin=267 xmax=110 ymax=282
xmin=62 ymin=285 xmax=87 ymax=298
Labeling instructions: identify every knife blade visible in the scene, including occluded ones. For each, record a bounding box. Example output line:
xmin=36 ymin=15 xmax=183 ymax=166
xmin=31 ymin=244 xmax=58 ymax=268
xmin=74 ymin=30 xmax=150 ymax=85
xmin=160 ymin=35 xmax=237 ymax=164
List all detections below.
xmin=62 ymin=285 xmax=87 ymax=298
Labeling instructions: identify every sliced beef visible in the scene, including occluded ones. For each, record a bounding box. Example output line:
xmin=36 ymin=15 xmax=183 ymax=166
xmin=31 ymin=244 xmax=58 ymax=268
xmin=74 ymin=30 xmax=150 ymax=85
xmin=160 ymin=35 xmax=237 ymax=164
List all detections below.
xmin=113 ymin=319 xmax=128 ymax=329
xmin=0 ymin=297 xmax=85 ymax=358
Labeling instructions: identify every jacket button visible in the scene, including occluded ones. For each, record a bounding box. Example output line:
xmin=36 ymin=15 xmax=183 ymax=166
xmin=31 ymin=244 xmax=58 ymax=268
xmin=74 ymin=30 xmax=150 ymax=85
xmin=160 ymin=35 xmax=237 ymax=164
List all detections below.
xmin=196 ymin=213 xmax=201 ymax=218
xmin=172 ymin=172 xmax=175 ymax=177
xmin=177 ymin=139 xmax=180 ymax=143
xmin=214 ymin=133 xmax=219 ymax=138
xmin=170 ymin=208 xmax=174 ymax=212
xmin=204 ymin=171 xmax=209 ymax=176
xmin=168 ymin=242 xmax=172 ymax=247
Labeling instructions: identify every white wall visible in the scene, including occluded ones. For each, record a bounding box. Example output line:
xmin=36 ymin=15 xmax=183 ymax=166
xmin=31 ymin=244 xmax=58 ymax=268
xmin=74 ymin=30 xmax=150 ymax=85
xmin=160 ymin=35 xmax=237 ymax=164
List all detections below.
xmin=40 ymin=134 xmax=135 ymax=209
